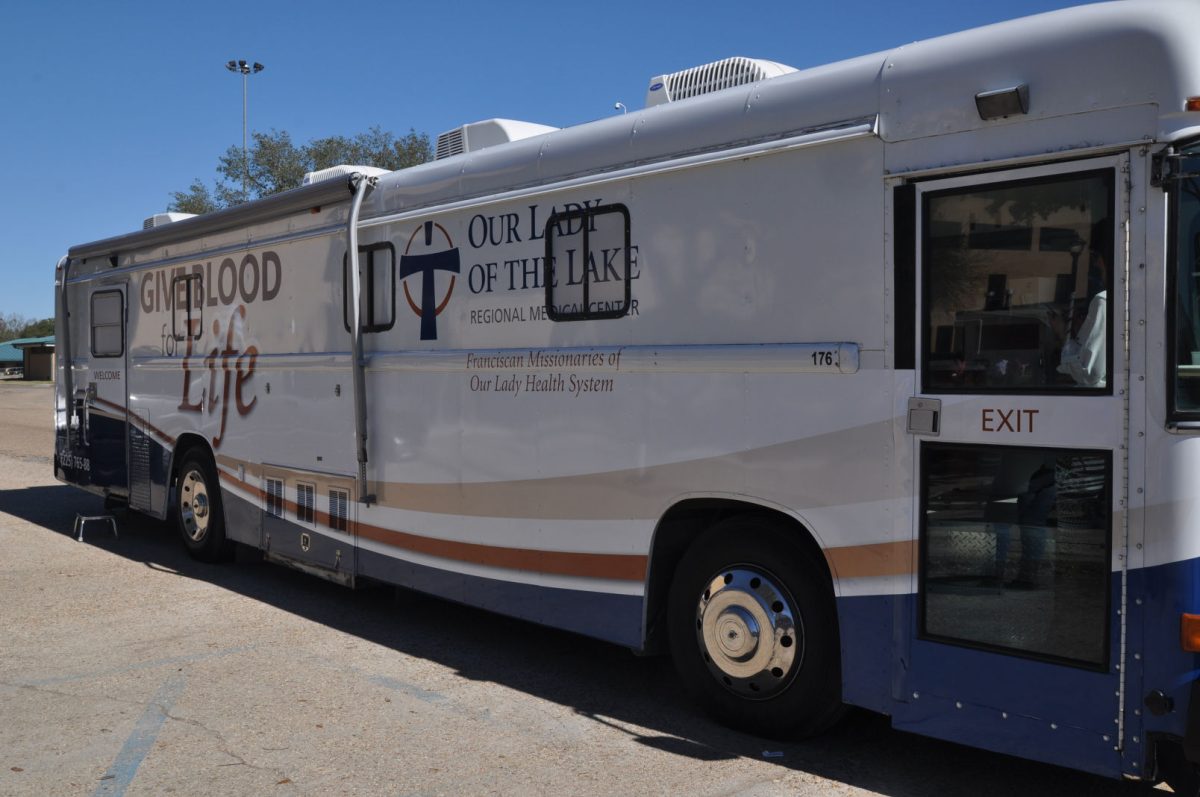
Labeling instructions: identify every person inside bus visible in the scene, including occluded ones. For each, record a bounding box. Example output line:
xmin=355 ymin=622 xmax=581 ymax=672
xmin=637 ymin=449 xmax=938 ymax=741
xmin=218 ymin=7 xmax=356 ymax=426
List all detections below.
xmin=987 ymin=451 xmax=1056 ymax=589
xmin=1056 ymin=227 xmax=1108 ymax=388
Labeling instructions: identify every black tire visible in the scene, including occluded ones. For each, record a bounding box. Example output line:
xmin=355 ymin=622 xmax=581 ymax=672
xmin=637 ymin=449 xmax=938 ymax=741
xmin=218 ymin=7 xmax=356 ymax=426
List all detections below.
xmin=667 ymin=516 xmax=843 ymax=738
xmin=175 ymin=449 xmax=233 ymax=563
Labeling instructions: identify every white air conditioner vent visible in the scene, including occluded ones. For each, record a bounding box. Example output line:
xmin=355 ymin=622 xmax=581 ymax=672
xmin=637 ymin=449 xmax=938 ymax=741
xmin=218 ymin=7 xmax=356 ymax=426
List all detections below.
xmin=143 ymin=212 xmax=197 ymax=230
xmin=436 ymin=127 xmax=465 ymax=160
xmin=434 ymin=119 xmax=559 ymax=160
xmin=301 ymin=164 xmax=390 ymax=186
xmin=645 ymin=57 xmax=796 ymax=107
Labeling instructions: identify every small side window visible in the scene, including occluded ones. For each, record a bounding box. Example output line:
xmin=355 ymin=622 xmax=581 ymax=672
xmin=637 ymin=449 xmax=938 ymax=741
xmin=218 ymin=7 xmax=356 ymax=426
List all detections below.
xmin=544 ymin=204 xmax=631 ymax=321
xmin=171 ymin=274 xmax=203 ymax=341
xmin=90 ymin=290 xmax=124 ymax=358
xmin=343 ymin=243 xmax=396 ymax=333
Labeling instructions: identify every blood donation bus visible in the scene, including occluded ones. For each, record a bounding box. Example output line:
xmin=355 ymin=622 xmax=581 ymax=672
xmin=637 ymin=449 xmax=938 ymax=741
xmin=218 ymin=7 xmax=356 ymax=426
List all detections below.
xmin=53 ymin=0 xmax=1200 ymax=786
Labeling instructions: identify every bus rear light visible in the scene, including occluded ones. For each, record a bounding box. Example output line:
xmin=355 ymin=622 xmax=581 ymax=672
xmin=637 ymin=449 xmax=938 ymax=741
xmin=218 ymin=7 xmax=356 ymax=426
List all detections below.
xmin=1181 ymin=614 xmax=1200 ymax=651
xmin=1185 ymin=97 xmax=1200 ymax=112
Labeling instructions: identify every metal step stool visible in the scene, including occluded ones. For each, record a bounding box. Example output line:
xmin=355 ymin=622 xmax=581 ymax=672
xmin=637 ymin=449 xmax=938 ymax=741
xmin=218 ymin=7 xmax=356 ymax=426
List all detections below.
xmin=74 ymin=514 xmax=118 ymax=542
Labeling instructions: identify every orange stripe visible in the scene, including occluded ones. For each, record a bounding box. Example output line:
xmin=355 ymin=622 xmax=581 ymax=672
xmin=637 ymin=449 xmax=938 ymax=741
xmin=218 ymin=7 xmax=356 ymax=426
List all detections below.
xmin=222 ymin=464 xmax=907 ymax=582
xmin=823 ymin=540 xmax=913 ymax=579
xmin=219 ymin=470 xmax=648 ymax=582
xmin=93 ymin=396 xmax=177 ymax=445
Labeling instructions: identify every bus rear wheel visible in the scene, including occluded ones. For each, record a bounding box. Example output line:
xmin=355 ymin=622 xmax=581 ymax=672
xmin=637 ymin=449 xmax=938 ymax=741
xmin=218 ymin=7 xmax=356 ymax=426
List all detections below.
xmin=667 ymin=517 xmax=842 ymax=738
xmin=175 ymin=450 xmax=232 ymax=563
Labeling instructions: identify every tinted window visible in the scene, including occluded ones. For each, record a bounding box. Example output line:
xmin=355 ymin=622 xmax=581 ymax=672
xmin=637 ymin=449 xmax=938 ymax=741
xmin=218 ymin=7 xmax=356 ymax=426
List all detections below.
xmin=921 ymin=443 xmax=1110 ymax=667
xmin=923 ymin=171 xmax=1114 ymax=393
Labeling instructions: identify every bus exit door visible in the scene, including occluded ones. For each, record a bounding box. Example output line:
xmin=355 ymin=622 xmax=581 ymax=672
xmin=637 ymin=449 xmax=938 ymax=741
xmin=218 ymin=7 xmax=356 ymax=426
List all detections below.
xmin=891 ymin=154 xmax=1138 ymax=778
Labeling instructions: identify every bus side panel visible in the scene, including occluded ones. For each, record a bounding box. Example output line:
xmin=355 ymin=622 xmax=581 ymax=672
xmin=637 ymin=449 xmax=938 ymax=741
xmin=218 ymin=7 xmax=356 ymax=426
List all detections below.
xmin=357 ymin=546 xmax=645 ymax=648
xmin=887 ymin=581 xmax=1124 ymax=779
xmin=1139 ymin=433 xmax=1200 ymax=749
xmin=836 ymin=595 xmax=897 ymax=715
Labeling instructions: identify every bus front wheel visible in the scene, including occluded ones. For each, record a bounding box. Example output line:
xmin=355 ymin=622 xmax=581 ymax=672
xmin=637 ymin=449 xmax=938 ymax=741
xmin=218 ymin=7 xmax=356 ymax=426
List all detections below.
xmin=175 ymin=450 xmax=233 ymax=563
xmin=667 ymin=517 xmax=842 ymax=738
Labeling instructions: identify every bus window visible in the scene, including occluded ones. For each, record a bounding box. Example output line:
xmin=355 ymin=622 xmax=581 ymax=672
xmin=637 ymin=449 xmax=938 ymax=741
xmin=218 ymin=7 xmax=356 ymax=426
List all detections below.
xmin=544 ymin=204 xmax=631 ymax=321
xmin=923 ymin=171 xmax=1114 ymax=393
xmin=1170 ymin=154 xmax=1200 ymax=417
xmin=920 ymin=443 xmax=1110 ymax=667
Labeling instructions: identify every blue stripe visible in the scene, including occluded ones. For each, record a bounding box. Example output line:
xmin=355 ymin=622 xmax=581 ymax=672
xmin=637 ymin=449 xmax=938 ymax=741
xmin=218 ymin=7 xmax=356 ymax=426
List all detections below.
xmin=92 ymin=673 xmax=186 ymax=797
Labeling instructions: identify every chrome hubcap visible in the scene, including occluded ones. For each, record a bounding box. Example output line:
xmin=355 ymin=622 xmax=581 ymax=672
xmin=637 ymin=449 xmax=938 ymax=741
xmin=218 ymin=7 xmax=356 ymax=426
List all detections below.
xmin=180 ymin=469 xmax=210 ymax=542
xmin=696 ymin=567 xmax=801 ymax=700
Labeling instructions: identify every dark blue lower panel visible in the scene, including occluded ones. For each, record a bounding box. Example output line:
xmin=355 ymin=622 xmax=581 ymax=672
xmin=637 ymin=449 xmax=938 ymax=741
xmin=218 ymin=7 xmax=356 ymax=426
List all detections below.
xmin=216 ymin=488 xmax=646 ymax=648
xmin=1133 ymin=557 xmax=1200 ymax=743
xmin=55 ymin=414 xmax=128 ymax=491
xmin=837 ymin=558 xmax=1200 ymax=780
xmin=841 ymin=589 xmax=1126 ymax=777
xmin=836 ymin=593 xmax=896 ymax=716
xmin=87 ymin=412 xmax=127 ymax=490
xmin=357 ymin=546 xmax=645 ymax=649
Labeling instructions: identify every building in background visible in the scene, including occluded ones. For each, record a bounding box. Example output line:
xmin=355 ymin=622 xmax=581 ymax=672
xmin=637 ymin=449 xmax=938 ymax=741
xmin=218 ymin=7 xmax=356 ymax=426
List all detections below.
xmin=0 ymin=336 xmax=54 ymax=379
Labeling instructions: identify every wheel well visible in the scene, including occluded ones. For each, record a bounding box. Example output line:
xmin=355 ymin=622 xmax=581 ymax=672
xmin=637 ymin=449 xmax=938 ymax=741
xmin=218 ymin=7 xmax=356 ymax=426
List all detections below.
xmin=641 ymin=499 xmax=832 ymax=654
xmin=170 ymin=434 xmax=214 ymax=488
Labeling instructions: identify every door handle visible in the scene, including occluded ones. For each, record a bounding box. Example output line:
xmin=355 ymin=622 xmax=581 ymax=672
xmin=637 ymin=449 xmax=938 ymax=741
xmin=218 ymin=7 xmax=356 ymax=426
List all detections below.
xmin=907 ymin=397 xmax=941 ymax=436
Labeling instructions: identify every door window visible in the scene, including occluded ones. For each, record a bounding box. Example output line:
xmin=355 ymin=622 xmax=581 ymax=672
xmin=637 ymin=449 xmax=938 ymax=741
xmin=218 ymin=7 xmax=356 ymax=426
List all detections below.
xmin=923 ymin=171 xmax=1114 ymax=393
xmin=920 ymin=443 xmax=1110 ymax=667
xmin=90 ymin=290 xmax=124 ymax=358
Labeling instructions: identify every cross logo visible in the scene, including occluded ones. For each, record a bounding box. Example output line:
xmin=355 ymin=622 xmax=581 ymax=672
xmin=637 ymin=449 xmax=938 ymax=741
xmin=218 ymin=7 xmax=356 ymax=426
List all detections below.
xmin=399 ymin=221 xmax=460 ymax=341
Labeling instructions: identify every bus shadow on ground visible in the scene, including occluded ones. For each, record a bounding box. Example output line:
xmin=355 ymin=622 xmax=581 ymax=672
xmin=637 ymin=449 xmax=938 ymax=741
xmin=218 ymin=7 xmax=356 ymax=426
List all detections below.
xmin=0 ymin=483 xmax=1154 ymax=797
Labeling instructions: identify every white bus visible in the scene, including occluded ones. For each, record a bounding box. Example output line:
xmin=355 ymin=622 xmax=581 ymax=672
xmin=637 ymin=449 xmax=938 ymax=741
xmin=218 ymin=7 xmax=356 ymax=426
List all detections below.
xmin=54 ymin=0 xmax=1200 ymax=786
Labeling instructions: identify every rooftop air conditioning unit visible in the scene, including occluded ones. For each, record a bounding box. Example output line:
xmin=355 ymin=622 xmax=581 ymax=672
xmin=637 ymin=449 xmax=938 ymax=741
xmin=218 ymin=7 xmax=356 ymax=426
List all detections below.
xmin=435 ymin=118 xmax=559 ymax=160
xmin=143 ymin=212 xmax=197 ymax=230
xmin=302 ymin=164 xmax=391 ymax=186
xmin=644 ymin=57 xmax=797 ymax=108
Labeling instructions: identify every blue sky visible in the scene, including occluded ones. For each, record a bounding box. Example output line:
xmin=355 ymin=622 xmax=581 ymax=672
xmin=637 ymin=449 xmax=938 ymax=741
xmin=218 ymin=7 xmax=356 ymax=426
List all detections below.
xmin=0 ymin=0 xmax=1087 ymax=322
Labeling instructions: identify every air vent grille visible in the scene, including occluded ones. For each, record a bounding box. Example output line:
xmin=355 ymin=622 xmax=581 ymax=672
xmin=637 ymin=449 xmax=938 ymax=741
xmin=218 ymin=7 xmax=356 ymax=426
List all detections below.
xmin=266 ymin=478 xmax=284 ymax=517
xmin=436 ymin=127 xmax=465 ymax=160
xmin=297 ymin=483 xmax=315 ymax=523
xmin=645 ymin=57 xmax=796 ymax=107
xmin=669 ymin=57 xmax=770 ymax=101
xmin=329 ymin=489 xmax=349 ymax=532
xmin=434 ymin=119 xmax=559 ymax=160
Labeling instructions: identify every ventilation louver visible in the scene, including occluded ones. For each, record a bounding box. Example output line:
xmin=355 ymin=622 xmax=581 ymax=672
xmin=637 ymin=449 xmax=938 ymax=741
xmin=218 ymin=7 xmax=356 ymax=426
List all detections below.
xmin=266 ymin=478 xmax=284 ymax=517
xmin=434 ymin=119 xmax=559 ymax=161
xmin=143 ymin=212 xmax=197 ymax=230
xmin=329 ymin=489 xmax=348 ymax=532
xmin=436 ymin=127 xmax=465 ymax=160
xmin=644 ymin=57 xmax=796 ymax=107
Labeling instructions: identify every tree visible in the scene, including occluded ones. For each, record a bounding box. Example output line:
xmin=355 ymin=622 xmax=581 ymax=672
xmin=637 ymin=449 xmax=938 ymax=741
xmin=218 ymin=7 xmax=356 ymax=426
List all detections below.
xmin=0 ymin=314 xmax=53 ymax=341
xmin=19 ymin=318 xmax=54 ymax=338
xmin=169 ymin=126 xmax=432 ymax=214
xmin=169 ymin=179 xmax=221 ymax=215
xmin=0 ymin=313 xmax=22 ymax=340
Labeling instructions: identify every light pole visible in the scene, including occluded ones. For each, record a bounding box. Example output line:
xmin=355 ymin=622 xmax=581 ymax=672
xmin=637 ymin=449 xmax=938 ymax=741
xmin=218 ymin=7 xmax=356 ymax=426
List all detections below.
xmin=225 ymin=59 xmax=264 ymax=200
